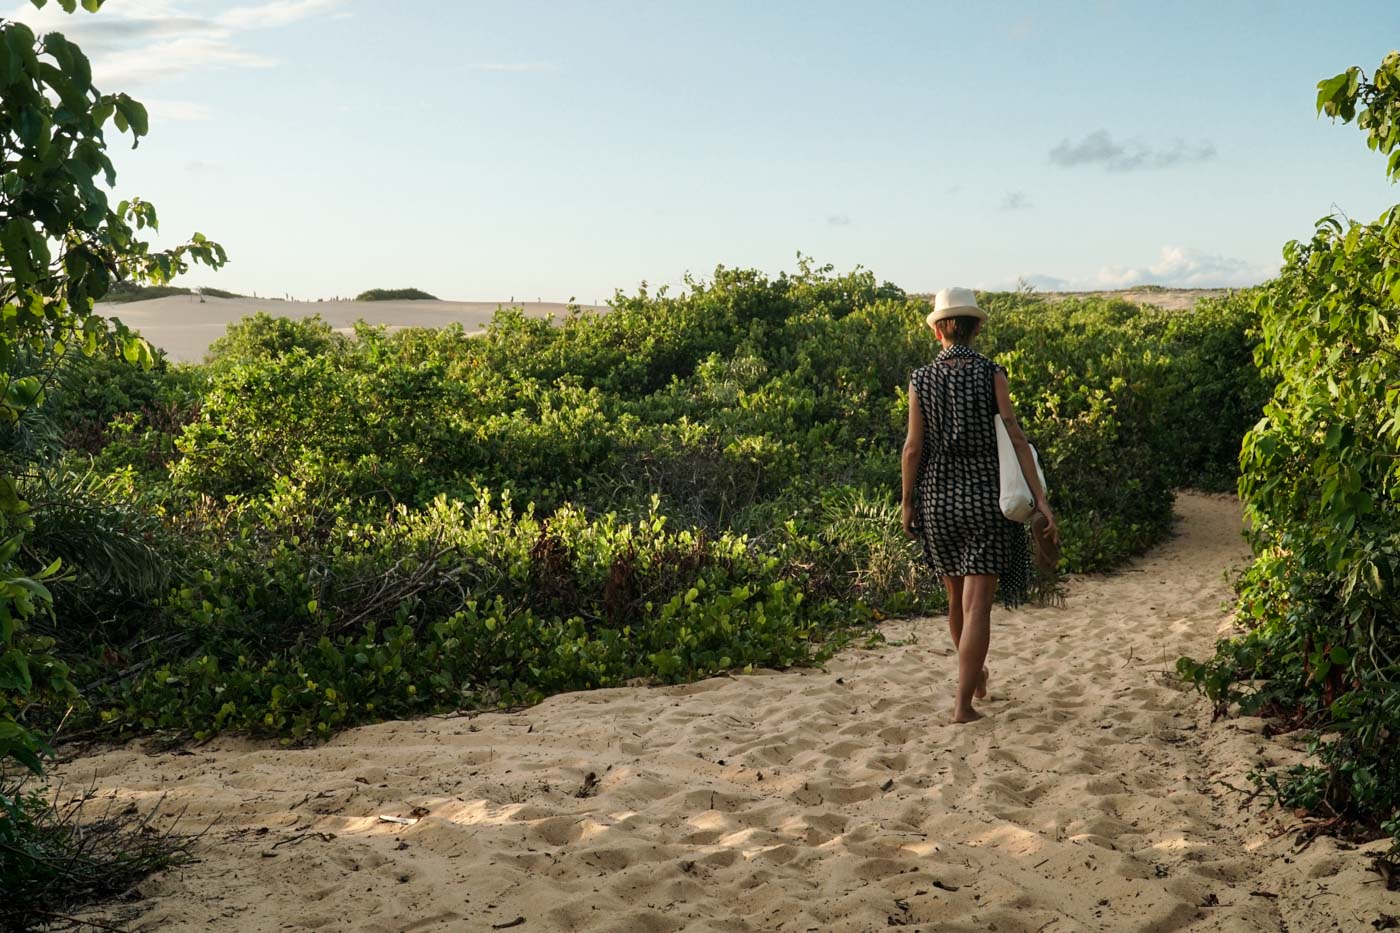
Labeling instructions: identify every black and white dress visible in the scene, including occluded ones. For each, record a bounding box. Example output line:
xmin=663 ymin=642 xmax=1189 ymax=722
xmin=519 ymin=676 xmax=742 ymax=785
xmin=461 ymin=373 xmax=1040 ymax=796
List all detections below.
xmin=911 ymin=345 xmax=1032 ymax=607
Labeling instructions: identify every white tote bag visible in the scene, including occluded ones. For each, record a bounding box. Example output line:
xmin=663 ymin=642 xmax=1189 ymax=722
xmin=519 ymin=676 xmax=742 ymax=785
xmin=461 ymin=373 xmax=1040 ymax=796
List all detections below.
xmin=994 ymin=415 xmax=1046 ymax=523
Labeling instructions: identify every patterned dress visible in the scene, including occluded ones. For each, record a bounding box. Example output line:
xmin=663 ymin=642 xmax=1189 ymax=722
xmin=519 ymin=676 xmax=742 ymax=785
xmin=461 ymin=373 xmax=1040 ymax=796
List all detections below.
xmin=911 ymin=344 xmax=1032 ymax=607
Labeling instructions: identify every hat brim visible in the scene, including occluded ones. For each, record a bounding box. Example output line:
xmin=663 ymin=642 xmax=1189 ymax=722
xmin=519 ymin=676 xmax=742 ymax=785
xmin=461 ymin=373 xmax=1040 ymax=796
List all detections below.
xmin=926 ymin=305 xmax=989 ymax=327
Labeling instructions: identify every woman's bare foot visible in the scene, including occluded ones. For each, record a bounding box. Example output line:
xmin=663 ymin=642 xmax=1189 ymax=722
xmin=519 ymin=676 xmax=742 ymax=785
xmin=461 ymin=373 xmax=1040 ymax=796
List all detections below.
xmin=950 ymin=704 xmax=983 ymax=724
xmin=974 ymin=667 xmax=989 ymax=700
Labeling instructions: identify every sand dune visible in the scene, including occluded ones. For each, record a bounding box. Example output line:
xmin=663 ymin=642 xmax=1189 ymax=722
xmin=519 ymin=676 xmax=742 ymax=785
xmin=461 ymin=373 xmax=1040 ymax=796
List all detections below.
xmin=1042 ymin=289 xmax=1232 ymax=311
xmin=104 ymin=296 xmax=603 ymax=364
xmin=116 ymin=289 xmax=1218 ymax=366
xmin=56 ymin=494 xmax=1399 ymax=931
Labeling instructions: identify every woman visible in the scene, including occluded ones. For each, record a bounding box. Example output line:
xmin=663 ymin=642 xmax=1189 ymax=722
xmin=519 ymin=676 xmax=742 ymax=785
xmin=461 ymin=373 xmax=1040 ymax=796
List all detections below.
xmin=901 ymin=287 xmax=1057 ymax=724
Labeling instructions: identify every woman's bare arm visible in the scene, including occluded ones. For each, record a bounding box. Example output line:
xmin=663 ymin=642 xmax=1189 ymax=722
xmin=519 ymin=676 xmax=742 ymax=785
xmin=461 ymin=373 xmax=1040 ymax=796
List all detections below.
xmin=901 ymin=384 xmax=922 ymax=536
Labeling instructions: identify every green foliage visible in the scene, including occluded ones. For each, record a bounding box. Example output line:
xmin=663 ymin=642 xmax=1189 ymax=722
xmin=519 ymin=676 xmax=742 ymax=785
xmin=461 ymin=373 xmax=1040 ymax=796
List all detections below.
xmin=1182 ymin=51 xmax=1400 ymax=853
xmin=97 ymin=281 xmax=245 ymax=303
xmin=93 ymin=493 xmax=854 ymax=742
xmin=203 ymin=311 xmax=343 ymax=369
xmin=0 ymin=4 xmax=226 ymax=923
xmin=978 ymin=291 xmax=1266 ymax=566
xmin=817 ymin=487 xmax=939 ymax=614
xmin=35 ymin=259 xmax=1265 ymax=754
xmin=354 ymin=287 xmax=438 ymax=301
xmin=1317 ymin=51 xmax=1400 ymax=180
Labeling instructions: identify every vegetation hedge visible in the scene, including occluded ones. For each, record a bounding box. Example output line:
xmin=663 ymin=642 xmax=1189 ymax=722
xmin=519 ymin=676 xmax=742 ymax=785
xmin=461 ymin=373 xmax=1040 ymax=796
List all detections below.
xmin=354 ymin=287 xmax=438 ymax=301
xmin=9 ymin=263 xmax=1265 ymax=752
xmin=98 ymin=281 xmax=245 ymax=302
xmin=0 ymin=3 xmax=229 ymax=925
xmin=1178 ymin=52 xmax=1400 ymax=854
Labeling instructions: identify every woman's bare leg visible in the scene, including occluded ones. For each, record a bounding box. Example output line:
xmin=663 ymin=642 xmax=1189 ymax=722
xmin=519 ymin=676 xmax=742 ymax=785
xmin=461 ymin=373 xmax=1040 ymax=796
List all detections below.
xmin=942 ymin=576 xmax=964 ymax=647
xmin=953 ymin=574 xmax=996 ymax=723
xmin=944 ymin=575 xmax=988 ymax=700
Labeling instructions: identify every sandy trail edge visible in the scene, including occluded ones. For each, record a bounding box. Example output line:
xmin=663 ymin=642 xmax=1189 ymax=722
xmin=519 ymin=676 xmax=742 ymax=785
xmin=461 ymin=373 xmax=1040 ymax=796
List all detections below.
xmin=55 ymin=494 xmax=1398 ymax=932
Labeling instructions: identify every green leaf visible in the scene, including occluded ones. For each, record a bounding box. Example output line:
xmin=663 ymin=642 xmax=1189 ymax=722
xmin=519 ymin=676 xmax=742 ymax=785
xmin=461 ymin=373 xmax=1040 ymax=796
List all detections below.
xmin=42 ymin=33 xmax=90 ymax=92
xmin=113 ymin=95 xmax=148 ymax=145
xmin=1317 ymin=72 xmax=1349 ymax=114
xmin=3 ymin=24 xmax=38 ymax=80
xmin=0 ymin=651 xmax=32 ymax=692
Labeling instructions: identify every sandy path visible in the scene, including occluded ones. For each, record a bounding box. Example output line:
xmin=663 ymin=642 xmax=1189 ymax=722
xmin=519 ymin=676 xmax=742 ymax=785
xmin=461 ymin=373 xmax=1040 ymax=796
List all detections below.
xmin=60 ymin=494 xmax=1398 ymax=931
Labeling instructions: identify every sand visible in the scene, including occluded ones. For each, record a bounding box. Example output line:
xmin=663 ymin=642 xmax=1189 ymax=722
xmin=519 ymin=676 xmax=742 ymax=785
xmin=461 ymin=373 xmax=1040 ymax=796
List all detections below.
xmin=1041 ymin=289 xmax=1234 ymax=312
xmin=113 ymin=289 xmax=1223 ymax=366
xmin=55 ymin=493 xmax=1399 ymax=931
xmin=104 ymin=296 xmax=602 ymax=364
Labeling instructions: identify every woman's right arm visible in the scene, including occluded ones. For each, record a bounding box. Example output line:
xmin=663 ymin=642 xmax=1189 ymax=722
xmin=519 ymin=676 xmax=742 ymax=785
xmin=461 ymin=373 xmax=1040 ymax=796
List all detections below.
xmin=993 ymin=371 xmax=1059 ymax=543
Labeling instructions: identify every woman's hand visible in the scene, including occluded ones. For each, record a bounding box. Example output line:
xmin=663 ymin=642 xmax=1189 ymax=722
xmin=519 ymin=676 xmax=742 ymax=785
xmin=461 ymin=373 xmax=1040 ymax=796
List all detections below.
xmin=1036 ymin=501 xmax=1060 ymax=544
xmin=902 ymin=500 xmax=916 ymax=538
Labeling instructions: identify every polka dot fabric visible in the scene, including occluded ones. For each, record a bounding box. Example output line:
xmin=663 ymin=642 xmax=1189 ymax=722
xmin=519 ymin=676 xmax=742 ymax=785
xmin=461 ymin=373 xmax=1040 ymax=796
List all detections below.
xmin=910 ymin=345 xmax=1032 ymax=608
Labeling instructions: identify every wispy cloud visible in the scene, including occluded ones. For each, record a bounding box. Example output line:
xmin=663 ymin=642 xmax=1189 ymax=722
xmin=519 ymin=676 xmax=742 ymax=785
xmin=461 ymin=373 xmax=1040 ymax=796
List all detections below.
xmin=93 ymin=36 xmax=274 ymax=87
xmin=1095 ymin=246 xmax=1265 ymax=287
xmin=998 ymin=190 xmax=1032 ymax=211
xmin=826 ymin=213 xmax=851 ymax=226
xmin=464 ymin=62 xmax=559 ymax=73
xmin=1016 ymin=273 xmax=1072 ymax=291
xmin=6 ymin=0 xmax=346 ymax=113
xmin=218 ymin=0 xmax=345 ymax=30
xmin=1017 ymin=246 xmax=1270 ymax=291
xmin=1049 ymin=130 xmax=1215 ymax=172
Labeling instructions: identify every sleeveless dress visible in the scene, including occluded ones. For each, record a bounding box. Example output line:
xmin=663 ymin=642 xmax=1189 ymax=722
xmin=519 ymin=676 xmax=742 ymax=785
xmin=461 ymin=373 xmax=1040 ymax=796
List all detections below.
xmin=911 ymin=344 xmax=1032 ymax=607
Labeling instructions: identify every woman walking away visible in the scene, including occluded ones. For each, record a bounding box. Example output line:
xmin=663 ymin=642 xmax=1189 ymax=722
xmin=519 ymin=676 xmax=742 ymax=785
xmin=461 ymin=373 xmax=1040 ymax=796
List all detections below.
xmin=901 ymin=287 xmax=1058 ymax=724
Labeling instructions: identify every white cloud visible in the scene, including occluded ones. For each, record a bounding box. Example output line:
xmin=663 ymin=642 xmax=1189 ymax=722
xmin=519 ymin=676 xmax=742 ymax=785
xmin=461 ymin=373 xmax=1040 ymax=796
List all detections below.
xmin=5 ymin=0 xmax=345 ymax=92
xmin=1016 ymin=273 xmax=1072 ymax=291
xmin=94 ymin=36 xmax=274 ymax=86
xmin=1049 ymin=130 xmax=1216 ymax=172
xmin=218 ymin=0 xmax=345 ymax=31
xmin=1094 ymin=246 xmax=1268 ymax=288
xmin=1015 ymin=246 xmax=1272 ymax=291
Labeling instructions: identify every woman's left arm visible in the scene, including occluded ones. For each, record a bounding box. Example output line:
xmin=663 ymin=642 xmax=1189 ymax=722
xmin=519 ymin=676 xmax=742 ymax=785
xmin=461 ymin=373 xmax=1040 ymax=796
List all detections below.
xmin=901 ymin=383 xmax=923 ymax=537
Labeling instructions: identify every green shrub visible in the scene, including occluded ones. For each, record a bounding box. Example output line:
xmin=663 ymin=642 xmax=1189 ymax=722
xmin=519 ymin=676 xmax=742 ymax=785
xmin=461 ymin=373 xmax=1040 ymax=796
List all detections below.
xmin=1179 ymin=52 xmax=1400 ymax=854
xmin=355 ymin=287 xmax=438 ymax=301
xmin=93 ymin=493 xmax=863 ymax=742
xmin=51 ymin=260 xmax=1271 ymax=751
xmin=204 ymin=311 xmax=344 ymax=370
xmin=98 ymin=281 xmax=246 ymax=303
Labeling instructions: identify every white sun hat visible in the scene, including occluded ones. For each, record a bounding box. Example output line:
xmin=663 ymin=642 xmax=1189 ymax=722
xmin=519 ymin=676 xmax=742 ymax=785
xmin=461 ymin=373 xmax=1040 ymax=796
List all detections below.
xmin=926 ymin=286 xmax=988 ymax=328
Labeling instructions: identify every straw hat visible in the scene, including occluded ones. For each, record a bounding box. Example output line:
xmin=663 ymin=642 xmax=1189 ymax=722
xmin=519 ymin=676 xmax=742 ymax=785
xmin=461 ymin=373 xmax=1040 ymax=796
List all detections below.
xmin=926 ymin=286 xmax=988 ymax=328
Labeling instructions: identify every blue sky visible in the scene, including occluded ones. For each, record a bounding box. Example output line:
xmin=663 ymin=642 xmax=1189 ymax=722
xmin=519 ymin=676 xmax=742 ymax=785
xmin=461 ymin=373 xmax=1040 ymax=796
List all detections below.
xmin=11 ymin=0 xmax=1400 ymax=300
